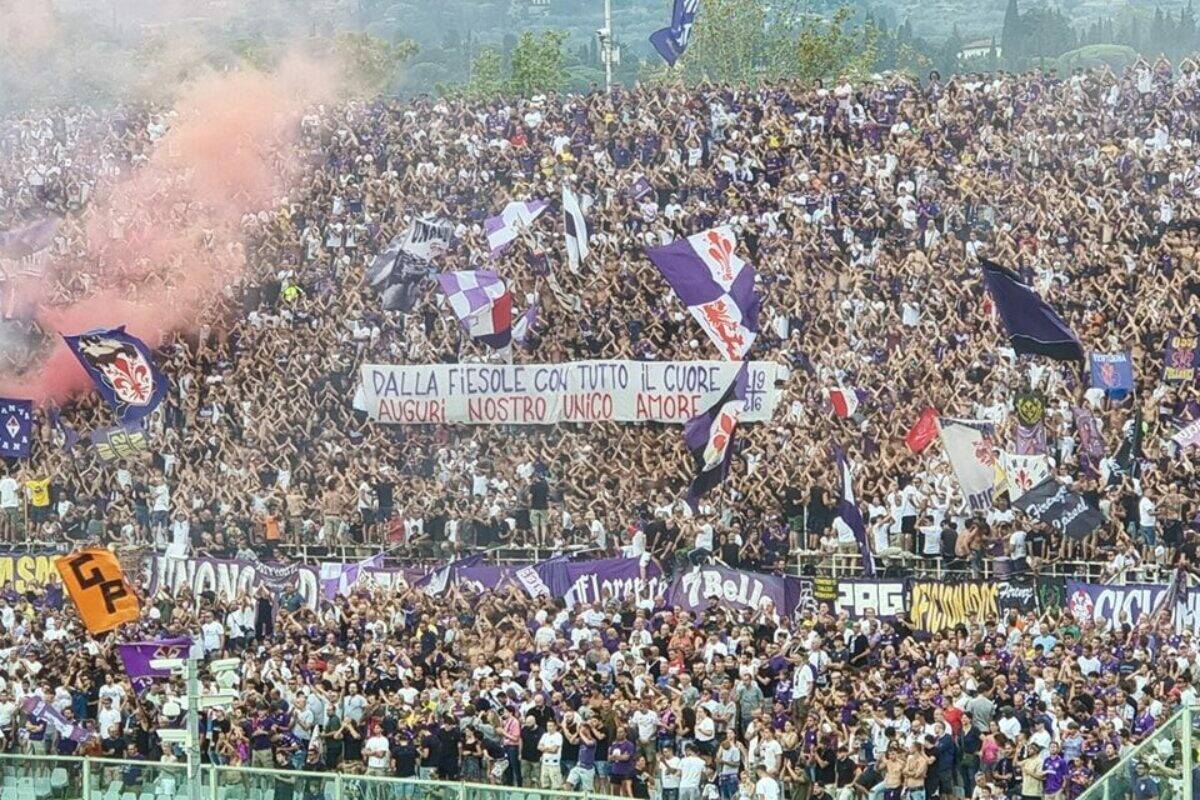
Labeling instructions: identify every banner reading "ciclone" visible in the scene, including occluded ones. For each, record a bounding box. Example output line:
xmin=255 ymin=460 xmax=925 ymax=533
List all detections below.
xmin=359 ymin=360 xmax=780 ymax=425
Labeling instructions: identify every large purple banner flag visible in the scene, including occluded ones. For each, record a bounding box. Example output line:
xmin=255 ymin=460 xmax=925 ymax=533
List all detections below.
xmin=646 ymin=227 xmax=760 ymax=360
xmin=666 ymin=565 xmax=804 ymax=615
xmin=118 ymin=637 xmax=192 ymax=695
xmin=562 ymin=557 xmax=666 ymax=607
xmin=981 ymin=260 xmax=1084 ymax=361
xmin=22 ymin=697 xmax=94 ymax=742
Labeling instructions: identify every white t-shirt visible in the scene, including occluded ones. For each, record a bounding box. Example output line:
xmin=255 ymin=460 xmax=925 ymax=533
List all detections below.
xmin=539 ymin=731 xmax=563 ymax=765
xmin=660 ymin=757 xmax=681 ymax=788
xmin=366 ymin=734 xmax=391 ymax=769
xmin=695 ymin=716 xmax=716 ymax=743
xmin=0 ymin=478 xmax=17 ymax=509
xmin=201 ymin=621 xmax=224 ymax=652
xmin=1009 ymin=531 xmax=1028 ymax=559
xmin=1139 ymin=497 xmax=1157 ymax=527
xmin=631 ymin=709 xmax=658 ymax=742
xmin=678 ymin=755 xmax=706 ymax=788
xmin=755 ymin=776 xmax=781 ymax=800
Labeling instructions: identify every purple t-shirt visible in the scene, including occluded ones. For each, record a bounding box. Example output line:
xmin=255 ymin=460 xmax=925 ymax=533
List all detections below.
xmin=609 ymin=739 xmax=635 ymax=776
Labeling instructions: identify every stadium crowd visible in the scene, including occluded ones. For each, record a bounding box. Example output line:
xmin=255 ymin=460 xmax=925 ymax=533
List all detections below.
xmin=0 ymin=54 xmax=1198 ymax=799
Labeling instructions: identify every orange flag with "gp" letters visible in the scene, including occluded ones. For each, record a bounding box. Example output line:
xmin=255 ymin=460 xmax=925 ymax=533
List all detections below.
xmin=55 ymin=548 xmax=141 ymax=634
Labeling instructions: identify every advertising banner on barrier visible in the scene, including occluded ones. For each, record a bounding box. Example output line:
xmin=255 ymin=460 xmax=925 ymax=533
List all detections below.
xmin=833 ymin=579 xmax=907 ymax=618
xmin=666 ymin=565 xmax=804 ymax=615
xmin=0 ymin=552 xmax=61 ymax=591
xmin=360 ymin=360 xmax=780 ymax=425
xmin=1065 ymin=580 xmax=1197 ymax=631
xmin=150 ymin=556 xmax=322 ymax=610
xmin=908 ymin=581 xmax=999 ymax=631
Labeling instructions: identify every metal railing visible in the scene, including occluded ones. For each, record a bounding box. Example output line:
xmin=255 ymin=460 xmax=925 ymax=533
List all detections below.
xmin=0 ymin=753 xmax=621 ymax=800
xmin=1077 ymin=705 xmax=1194 ymax=800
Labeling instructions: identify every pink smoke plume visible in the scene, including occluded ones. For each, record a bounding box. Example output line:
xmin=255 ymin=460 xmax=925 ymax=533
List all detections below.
xmin=1 ymin=54 xmax=335 ymax=404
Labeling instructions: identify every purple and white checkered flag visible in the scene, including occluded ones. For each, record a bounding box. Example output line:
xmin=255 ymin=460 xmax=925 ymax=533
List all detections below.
xmin=437 ymin=270 xmax=513 ymax=349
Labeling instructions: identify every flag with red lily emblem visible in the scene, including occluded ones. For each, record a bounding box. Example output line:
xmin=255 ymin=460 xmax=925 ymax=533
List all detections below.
xmin=646 ymin=227 xmax=760 ymax=360
xmin=682 ymin=362 xmax=749 ymax=509
xmin=63 ymin=327 xmax=168 ymax=426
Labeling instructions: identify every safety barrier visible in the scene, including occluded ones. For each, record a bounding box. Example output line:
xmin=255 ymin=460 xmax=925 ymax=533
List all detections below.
xmin=0 ymin=753 xmax=619 ymax=800
xmin=1077 ymin=705 xmax=1194 ymax=800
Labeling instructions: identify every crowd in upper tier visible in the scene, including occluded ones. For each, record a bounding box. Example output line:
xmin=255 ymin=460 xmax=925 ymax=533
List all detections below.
xmin=0 ymin=50 xmax=1199 ymax=800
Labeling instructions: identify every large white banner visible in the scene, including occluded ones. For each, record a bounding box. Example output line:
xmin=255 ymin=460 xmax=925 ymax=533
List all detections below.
xmin=361 ymin=360 xmax=781 ymax=425
xmin=940 ymin=418 xmax=997 ymax=510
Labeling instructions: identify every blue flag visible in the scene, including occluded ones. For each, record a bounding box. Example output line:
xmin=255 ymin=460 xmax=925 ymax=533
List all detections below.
xmin=650 ymin=0 xmax=699 ymax=66
xmin=1090 ymin=352 xmax=1134 ymax=396
xmin=63 ymin=327 xmax=168 ymax=425
xmin=981 ymin=260 xmax=1084 ymax=361
xmin=682 ymin=362 xmax=748 ymax=509
xmin=0 ymin=399 xmax=32 ymax=459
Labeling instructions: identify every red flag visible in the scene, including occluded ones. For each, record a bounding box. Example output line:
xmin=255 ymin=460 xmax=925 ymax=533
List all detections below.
xmin=905 ymin=407 xmax=939 ymax=453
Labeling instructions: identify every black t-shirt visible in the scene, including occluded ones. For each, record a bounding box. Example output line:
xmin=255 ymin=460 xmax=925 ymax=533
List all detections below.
xmin=530 ymin=479 xmax=550 ymax=510
xmin=521 ymin=726 xmax=542 ymax=762
xmin=835 ymin=756 xmax=857 ymax=786
xmin=437 ymin=727 xmax=462 ymax=769
xmin=421 ymin=732 xmax=442 ymax=766
xmin=528 ymin=705 xmax=555 ymax=731
xmin=392 ymin=741 xmax=418 ymax=777
xmin=814 ymin=747 xmax=838 ymax=784
xmin=102 ymin=735 xmax=129 ymax=759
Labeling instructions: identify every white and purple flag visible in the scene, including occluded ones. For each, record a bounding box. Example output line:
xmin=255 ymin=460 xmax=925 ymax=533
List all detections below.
xmin=683 ymin=361 xmax=748 ymax=509
xmin=485 ymin=199 xmax=548 ymax=257
xmin=437 ymin=270 xmax=513 ymax=350
xmin=650 ymin=0 xmax=699 ymax=66
xmin=22 ymin=697 xmax=94 ymax=742
xmin=321 ymin=554 xmax=385 ymax=601
xmin=834 ymin=448 xmax=875 ymax=577
xmin=512 ymin=299 xmax=539 ymax=347
xmin=645 ymin=226 xmax=760 ymax=360
xmin=0 ymin=217 xmax=58 ymax=277
xmin=562 ymin=185 xmax=589 ymax=272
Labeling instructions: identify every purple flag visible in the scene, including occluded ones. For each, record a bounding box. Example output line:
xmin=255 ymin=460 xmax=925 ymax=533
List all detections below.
xmin=650 ymin=0 xmax=699 ymax=66
xmin=562 ymin=557 xmax=667 ymax=606
xmin=646 ymin=227 xmax=760 ymax=360
xmin=1014 ymin=422 xmax=1048 ymax=455
xmin=683 ymin=362 xmax=749 ymax=509
xmin=21 ymin=697 xmax=94 ymax=742
xmin=118 ymin=637 xmax=192 ymax=695
xmin=62 ymin=326 xmax=169 ymax=426
xmin=982 ymin=260 xmax=1084 ymax=361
